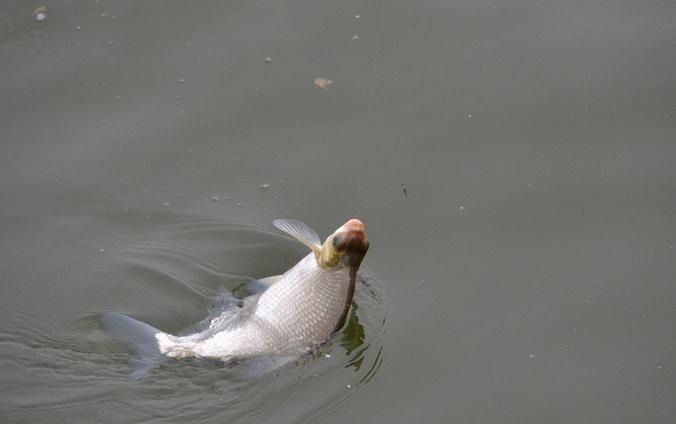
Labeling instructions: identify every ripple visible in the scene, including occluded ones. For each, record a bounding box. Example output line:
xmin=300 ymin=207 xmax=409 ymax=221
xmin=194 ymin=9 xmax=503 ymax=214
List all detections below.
xmin=1 ymin=215 xmax=388 ymax=423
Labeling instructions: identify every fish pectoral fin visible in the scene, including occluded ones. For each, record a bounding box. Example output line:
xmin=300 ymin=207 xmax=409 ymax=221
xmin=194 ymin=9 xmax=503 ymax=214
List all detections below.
xmin=273 ymin=219 xmax=322 ymax=254
xmin=164 ymin=348 xmax=196 ymax=359
xmin=156 ymin=333 xmax=196 ymax=358
xmin=245 ymin=275 xmax=283 ymax=296
xmin=253 ymin=275 xmax=282 ymax=286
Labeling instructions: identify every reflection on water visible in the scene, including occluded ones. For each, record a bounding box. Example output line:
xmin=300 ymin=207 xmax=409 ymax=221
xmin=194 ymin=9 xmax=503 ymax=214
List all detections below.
xmin=339 ymin=299 xmax=386 ymax=385
xmin=341 ymin=279 xmax=386 ymax=385
xmin=341 ymin=303 xmax=366 ymax=366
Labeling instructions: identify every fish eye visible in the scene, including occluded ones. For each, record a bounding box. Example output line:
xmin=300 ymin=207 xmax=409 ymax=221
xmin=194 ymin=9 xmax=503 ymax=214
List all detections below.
xmin=332 ymin=235 xmax=342 ymax=248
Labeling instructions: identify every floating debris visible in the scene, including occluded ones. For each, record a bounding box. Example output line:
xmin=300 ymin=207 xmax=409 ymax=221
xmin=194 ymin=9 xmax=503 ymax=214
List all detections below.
xmin=314 ymin=78 xmax=333 ymax=90
xmin=259 ymin=183 xmax=270 ymax=189
xmin=264 ymin=57 xmax=272 ymax=63
xmin=33 ymin=6 xmax=47 ymax=22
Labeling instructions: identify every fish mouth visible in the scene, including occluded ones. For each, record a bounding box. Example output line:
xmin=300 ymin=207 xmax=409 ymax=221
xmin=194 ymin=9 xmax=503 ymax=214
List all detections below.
xmin=334 ymin=219 xmax=369 ymax=267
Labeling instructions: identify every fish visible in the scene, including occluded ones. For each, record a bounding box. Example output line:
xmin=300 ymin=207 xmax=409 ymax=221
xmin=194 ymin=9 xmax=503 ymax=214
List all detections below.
xmin=101 ymin=218 xmax=369 ymax=378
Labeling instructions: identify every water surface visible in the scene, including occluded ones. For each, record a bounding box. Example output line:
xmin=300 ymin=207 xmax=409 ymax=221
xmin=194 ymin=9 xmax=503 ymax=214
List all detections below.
xmin=1 ymin=0 xmax=675 ymax=423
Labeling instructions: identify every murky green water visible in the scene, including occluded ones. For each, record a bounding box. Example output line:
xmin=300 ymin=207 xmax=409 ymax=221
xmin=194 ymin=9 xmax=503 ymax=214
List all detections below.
xmin=1 ymin=0 xmax=675 ymax=423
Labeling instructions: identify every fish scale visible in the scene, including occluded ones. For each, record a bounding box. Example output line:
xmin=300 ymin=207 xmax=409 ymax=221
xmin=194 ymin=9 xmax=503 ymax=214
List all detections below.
xmin=156 ymin=220 xmax=366 ymax=362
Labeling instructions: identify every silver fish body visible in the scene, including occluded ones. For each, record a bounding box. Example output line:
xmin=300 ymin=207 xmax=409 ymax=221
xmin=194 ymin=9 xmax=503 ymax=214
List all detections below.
xmin=155 ymin=218 xmax=368 ymax=361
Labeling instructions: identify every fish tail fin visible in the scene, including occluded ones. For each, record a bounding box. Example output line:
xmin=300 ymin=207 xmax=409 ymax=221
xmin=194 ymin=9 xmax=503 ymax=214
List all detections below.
xmin=100 ymin=312 xmax=167 ymax=380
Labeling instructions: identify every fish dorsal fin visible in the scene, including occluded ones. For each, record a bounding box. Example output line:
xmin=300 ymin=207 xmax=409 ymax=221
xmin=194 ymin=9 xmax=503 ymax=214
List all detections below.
xmin=273 ymin=219 xmax=322 ymax=254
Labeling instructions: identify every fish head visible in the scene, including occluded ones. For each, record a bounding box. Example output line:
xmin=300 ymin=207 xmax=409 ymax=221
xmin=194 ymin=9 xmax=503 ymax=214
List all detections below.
xmin=318 ymin=218 xmax=369 ymax=270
